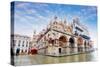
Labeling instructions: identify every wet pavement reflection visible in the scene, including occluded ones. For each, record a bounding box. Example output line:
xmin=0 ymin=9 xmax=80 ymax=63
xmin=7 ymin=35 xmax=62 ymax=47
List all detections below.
xmin=14 ymin=50 xmax=97 ymax=66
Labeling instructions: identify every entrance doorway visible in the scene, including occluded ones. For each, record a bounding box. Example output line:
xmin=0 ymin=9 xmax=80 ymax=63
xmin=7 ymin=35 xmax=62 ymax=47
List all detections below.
xmin=69 ymin=37 xmax=75 ymax=53
xmin=69 ymin=37 xmax=75 ymax=48
xmin=16 ymin=48 xmax=20 ymax=55
xmin=59 ymin=48 xmax=61 ymax=53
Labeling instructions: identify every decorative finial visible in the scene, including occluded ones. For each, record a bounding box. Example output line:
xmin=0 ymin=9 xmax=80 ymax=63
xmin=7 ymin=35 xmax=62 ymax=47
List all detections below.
xmin=64 ymin=16 xmax=67 ymax=24
xmin=54 ymin=16 xmax=57 ymax=20
xmin=33 ymin=30 xmax=36 ymax=35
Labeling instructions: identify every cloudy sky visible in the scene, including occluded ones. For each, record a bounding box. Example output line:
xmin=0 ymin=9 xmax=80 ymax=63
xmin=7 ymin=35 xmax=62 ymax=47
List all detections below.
xmin=11 ymin=1 xmax=97 ymax=46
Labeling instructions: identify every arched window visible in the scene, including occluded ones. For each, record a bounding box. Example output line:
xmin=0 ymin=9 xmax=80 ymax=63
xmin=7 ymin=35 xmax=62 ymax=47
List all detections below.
xmin=66 ymin=26 xmax=72 ymax=33
xmin=13 ymin=40 xmax=16 ymax=46
xmin=22 ymin=41 xmax=24 ymax=47
xmin=18 ymin=40 xmax=21 ymax=46
xmin=26 ymin=41 xmax=28 ymax=47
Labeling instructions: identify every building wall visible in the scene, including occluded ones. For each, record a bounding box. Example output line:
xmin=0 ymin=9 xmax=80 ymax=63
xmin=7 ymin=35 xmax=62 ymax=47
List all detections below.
xmin=36 ymin=17 xmax=92 ymax=56
xmin=11 ymin=34 xmax=31 ymax=55
xmin=37 ymin=28 xmax=91 ymax=56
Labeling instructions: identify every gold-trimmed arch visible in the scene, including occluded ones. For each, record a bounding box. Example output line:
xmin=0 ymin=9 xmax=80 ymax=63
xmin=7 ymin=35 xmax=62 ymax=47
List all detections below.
xmin=59 ymin=35 xmax=68 ymax=47
xmin=77 ymin=36 xmax=83 ymax=45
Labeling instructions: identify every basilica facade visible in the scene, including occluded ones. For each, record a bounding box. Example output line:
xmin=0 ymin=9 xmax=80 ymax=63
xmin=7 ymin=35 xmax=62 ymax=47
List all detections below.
xmin=33 ymin=16 xmax=93 ymax=56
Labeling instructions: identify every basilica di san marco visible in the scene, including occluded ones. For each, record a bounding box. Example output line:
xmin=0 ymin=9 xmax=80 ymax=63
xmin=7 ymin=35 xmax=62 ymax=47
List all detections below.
xmin=31 ymin=16 xmax=94 ymax=57
xmin=12 ymin=16 xmax=96 ymax=66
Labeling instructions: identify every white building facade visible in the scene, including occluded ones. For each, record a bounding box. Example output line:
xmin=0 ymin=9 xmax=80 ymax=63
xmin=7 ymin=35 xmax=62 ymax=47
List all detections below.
xmin=11 ymin=34 xmax=31 ymax=55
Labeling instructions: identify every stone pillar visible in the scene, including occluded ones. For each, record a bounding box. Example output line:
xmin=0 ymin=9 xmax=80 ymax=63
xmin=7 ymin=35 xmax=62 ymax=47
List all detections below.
xmin=66 ymin=36 xmax=70 ymax=55
xmin=85 ymin=41 xmax=88 ymax=52
xmin=82 ymin=40 xmax=85 ymax=52
xmin=77 ymin=37 xmax=85 ymax=53
xmin=66 ymin=42 xmax=70 ymax=55
xmin=86 ymin=40 xmax=89 ymax=52
xmin=74 ymin=38 xmax=78 ymax=54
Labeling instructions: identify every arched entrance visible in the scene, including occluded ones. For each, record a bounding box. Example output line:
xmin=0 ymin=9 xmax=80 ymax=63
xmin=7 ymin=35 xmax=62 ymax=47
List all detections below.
xmin=58 ymin=35 xmax=67 ymax=54
xmin=21 ymin=50 xmax=23 ymax=54
xmin=77 ymin=37 xmax=83 ymax=45
xmin=69 ymin=37 xmax=75 ymax=48
xmin=69 ymin=37 xmax=75 ymax=53
xmin=59 ymin=35 xmax=67 ymax=47
xmin=16 ymin=48 xmax=20 ymax=56
xmin=77 ymin=36 xmax=83 ymax=52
